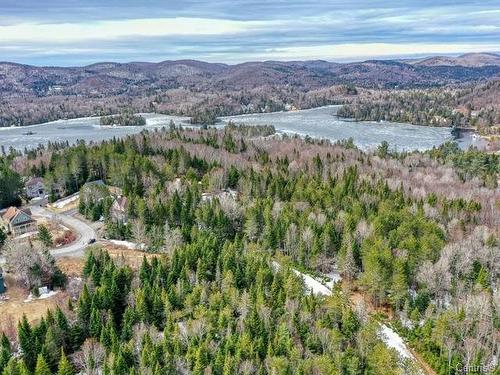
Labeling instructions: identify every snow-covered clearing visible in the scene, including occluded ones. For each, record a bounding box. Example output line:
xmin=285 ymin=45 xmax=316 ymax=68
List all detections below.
xmin=52 ymin=194 xmax=79 ymax=208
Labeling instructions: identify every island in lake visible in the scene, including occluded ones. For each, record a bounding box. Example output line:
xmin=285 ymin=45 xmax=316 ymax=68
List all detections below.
xmin=100 ymin=113 xmax=146 ymax=126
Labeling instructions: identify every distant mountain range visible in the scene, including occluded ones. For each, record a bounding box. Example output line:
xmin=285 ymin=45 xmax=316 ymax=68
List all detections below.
xmin=0 ymin=53 xmax=498 ymax=127
xmin=1 ymin=53 xmax=499 ymax=98
xmin=404 ymin=52 xmax=500 ymax=68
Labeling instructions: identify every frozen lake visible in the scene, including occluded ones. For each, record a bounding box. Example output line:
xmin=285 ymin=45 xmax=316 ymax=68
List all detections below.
xmin=0 ymin=106 xmax=477 ymax=152
xmin=221 ymin=106 xmax=476 ymax=152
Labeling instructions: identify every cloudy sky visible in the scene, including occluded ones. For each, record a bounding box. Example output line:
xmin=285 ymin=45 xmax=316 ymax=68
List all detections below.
xmin=0 ymin=0 xmax=499 ymax=66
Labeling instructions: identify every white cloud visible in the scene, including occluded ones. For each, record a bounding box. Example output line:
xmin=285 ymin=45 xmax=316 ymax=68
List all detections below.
xmin=0 ymin=17 xmax=277 ymax=43
xmin=235 ymin=42 xmax=500 ymax=61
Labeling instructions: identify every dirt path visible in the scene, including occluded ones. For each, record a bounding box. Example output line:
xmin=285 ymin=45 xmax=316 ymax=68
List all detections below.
xmin=410 ymin=348 xmax=438 ymax=375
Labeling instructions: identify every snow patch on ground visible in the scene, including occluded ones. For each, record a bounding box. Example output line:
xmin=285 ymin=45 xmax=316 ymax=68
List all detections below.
xmin=24 ymin=290 xmax=59 ymax=303
xmin=378 ymin=324 xmax=415 ymax=360
xmin=15 ymin=230 xmax=38 ymax=239
xmin=109 ymin=239 xmax=144 ymax=250
xmin=324 ymin=270 xmax=342 ymax=289
xmin=52 ymin=193 xmax=79 ymax=208
xmin=271 ymin=261 xmax=333 ymax=296
xmin=292 ymin=269 xmax=333 ymax=296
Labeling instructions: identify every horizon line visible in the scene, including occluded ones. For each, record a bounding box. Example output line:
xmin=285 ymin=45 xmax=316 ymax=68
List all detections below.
xmin=1 ymin=51 xmax=499 ymax=69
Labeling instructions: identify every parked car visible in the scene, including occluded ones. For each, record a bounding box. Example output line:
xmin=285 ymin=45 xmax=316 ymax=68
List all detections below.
xmin=88 ymin=238 xmax=96 ymax=244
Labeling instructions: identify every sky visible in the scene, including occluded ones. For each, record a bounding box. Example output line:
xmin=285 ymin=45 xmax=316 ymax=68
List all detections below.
xmin=0 ymin=0 xmax=499 ymax=66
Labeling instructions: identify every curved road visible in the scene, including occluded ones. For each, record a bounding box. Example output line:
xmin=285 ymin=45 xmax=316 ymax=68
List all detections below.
xmin=30 ymin=206 xmax=95 ymax=258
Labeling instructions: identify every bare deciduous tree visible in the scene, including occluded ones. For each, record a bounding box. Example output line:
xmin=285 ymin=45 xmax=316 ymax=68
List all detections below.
xmin=72 ymin=338 xmax=105 ymax=375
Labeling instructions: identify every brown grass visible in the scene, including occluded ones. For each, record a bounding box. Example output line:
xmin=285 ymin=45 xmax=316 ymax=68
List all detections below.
xmin=57 ymin=244 xmax=162 ymax=275
xmin=57 ymin=257 xmax=85 ymax=277
xmin=0 ymin=275 xmax=69 ymax=335
xmin=101 ymin=244 xmax=161 ymax=269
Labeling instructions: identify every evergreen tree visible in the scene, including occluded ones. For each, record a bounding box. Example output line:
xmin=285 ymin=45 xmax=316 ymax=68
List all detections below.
xmin=34 ymin=355 xmax=51 ymax=375
xmin=57 ymin=350 xmax=74 ymax=375
xmin=18 ymin=316 xmax=36 ymax=371
xmin=37 ymin=225 xmax=53 ymax=247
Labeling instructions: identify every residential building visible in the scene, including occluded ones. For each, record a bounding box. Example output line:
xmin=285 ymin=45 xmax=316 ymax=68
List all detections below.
xmin=25 ymin=177 xmax=45 ymax=199
xmin=1 ymin=207 xmax=37 ymax=237
xmin=111 ymin=196 xmax=129 ymax=222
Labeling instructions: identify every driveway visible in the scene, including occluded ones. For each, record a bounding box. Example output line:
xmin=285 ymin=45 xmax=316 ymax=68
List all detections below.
xmin=30 ymin=206 xmax=95 ymax=258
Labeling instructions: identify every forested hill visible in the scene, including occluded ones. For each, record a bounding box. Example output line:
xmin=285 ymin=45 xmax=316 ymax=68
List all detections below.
xmin=1 ymin=125 xmax=498 ymax=373
xmin=0 ymin=53 xmax=499 ymax=127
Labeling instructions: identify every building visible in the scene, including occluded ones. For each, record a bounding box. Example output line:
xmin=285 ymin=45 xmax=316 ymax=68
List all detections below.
xmin=111 ymin=196 xmax=129 ymax=222
xmin=0 ymin=268 xmax=5 ymax=294
xmin=25 ymin=177 xmax=45 ymax=199
xmin=1 ymin=207 xmax=37 ymax=237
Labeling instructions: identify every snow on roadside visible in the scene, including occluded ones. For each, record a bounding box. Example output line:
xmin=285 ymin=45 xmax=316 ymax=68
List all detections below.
xmin=52 ymin=194 xmax=79 ymax=209
xmin=24 ymin=290 xmax=59 ymax=303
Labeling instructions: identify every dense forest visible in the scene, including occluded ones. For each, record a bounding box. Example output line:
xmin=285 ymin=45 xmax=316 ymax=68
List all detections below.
xmin=337 ymin=80 xmax=500 ymax=133
xmin=99 ymin=113 xmax=146 ymax=126
xmin=0 ymin=125 xmax=498 ymax=374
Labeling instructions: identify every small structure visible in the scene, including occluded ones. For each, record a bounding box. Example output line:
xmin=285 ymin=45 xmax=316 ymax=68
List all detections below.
xmin=25 ymin=177 xmax=45 ymax=199
xmin=0 ymin=268 xmax=5 ymax=294
xmin=1 ymin=207 xmax=37 ymax=237
xmin=111 ymin=196 xmax=129 ymax=222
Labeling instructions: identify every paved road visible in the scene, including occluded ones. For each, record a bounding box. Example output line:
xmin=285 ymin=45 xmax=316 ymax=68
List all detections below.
xmin=30 ymin=206 xmax=95 ymax=258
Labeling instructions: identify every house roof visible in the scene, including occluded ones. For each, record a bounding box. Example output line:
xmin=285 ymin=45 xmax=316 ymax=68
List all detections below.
xmin=113 ymin=196 xmax=128 ymax=211
xmin=85 ymin=179 xmax=105 ymax=186
xmin=2 ymin=207 xmax=33 ymax=224
xmin=26 ymin=177 xmax=44 ymax=187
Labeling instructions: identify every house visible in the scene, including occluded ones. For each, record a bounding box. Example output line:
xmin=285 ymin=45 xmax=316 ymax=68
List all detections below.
xmin=25 ymin=177 xmax=45 ymax=199
xmin=1 ymin=207 xmax=37 ymax=237
xmin=111 ymin=196 xmax=128 ymax=222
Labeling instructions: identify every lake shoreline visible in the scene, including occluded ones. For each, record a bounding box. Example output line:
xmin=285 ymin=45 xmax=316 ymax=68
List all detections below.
xmin=0 ymin=106 xmax=485 ymax=153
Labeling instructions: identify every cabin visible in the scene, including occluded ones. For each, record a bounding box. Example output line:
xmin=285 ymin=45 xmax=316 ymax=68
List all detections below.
xmin=1 ymin=207 xmax=37 ymax=237
xmin=25 ymin=177 xmax=45 ymax=199
xmin=110 ymin=196 xmax=129 ymax=223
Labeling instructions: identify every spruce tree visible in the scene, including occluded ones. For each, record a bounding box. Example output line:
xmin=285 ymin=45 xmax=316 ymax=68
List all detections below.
xmin=37 ymin=225 xmax=53 ymax=247
xmin=34 ymin=355 xmax=51 ymax=375
xmin=57 ymin=350 xmax=74 ymax=375
xmin=17 ymin=316 xmax=36 ymax=371
xmin=1 ymin=358 xmax=19 ymax=375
